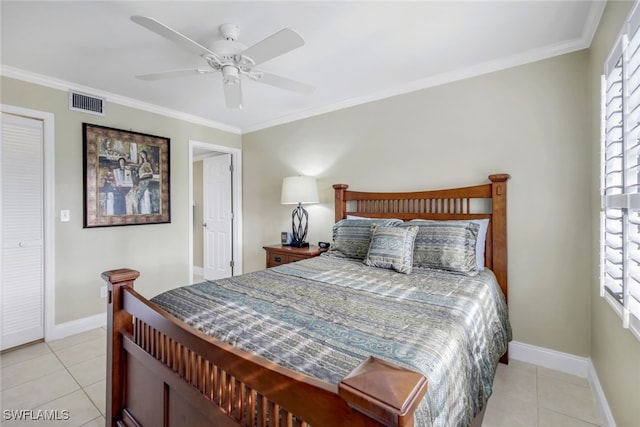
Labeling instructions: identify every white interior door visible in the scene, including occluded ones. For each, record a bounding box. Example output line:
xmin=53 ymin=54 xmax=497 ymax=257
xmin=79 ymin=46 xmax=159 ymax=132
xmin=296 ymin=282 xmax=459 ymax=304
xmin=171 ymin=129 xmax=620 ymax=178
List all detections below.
xmin=1 ymin=113 xmax=44 ymax=350
xmin=203 ymin=154 xmax=233 ymax=280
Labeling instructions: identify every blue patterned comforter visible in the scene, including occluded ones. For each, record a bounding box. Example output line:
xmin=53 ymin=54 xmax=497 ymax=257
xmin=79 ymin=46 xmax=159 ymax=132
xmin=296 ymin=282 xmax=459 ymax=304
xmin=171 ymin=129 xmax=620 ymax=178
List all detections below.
xmin=151 ymin=253 xmax=511 ymax=427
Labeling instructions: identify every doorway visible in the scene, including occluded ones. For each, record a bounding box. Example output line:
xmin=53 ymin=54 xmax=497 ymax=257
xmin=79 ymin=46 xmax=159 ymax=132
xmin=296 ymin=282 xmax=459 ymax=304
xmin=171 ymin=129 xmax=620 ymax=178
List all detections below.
xmin=189 ymin=141 xmax=242 ymax=283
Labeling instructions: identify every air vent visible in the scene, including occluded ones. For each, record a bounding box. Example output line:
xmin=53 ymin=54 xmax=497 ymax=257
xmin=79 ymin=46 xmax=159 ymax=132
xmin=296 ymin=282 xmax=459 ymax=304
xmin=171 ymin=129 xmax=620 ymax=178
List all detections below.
xmin=68 ymin=91 xmax=105 ymax=116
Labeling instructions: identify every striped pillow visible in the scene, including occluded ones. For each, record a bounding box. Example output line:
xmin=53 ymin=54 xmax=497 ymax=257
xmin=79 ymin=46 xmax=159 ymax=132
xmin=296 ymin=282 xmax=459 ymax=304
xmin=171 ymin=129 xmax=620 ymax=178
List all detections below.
xmin=328 ymin=219 xmax=402 ymax=260
xmin=400 ymin=220 xmax=480 ymax=275
xmin=364 ymin=224 xmax=418 ymax=274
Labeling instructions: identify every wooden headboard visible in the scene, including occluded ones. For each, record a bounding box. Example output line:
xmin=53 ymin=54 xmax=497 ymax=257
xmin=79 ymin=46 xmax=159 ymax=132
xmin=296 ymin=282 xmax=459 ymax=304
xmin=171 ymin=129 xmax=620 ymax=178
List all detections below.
xmin=333 ymin=174 xmax=510 ymax=301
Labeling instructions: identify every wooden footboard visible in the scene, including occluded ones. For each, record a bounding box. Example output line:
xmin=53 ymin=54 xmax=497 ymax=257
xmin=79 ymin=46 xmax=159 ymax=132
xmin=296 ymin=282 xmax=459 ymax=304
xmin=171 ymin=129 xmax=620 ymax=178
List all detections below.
xmin=104 ymin=269 xmax=428 ymax=427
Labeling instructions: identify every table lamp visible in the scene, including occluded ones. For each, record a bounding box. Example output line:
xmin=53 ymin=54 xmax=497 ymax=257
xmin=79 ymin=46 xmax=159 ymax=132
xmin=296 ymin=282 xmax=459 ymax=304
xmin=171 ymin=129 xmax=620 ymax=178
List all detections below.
xmin=281 ymin=176 xmax=319 ymax=247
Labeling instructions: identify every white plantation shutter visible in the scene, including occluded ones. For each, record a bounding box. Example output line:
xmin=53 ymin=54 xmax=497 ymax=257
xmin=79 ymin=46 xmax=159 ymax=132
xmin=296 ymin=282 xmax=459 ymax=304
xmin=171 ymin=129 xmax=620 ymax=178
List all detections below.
xmin=601 ymin=1 xmax=640 ymax=340
xmin=602 ymin=49 xmax=623 ymax=305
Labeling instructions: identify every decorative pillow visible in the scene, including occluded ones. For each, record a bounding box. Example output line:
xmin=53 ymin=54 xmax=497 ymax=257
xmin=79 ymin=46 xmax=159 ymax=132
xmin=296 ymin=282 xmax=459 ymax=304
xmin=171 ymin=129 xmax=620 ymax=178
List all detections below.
xmin=364 ymin=224 xmax=418 ymax=274
xmin=328 ymin=219 xmax=402 ymax=260
xmin=400 ymin=221 xmax=480 ymax=275
xmin=410 ymin=218 xmax=489 ymax=271
xmin=470 ymin=218 xmax=489 ymax=270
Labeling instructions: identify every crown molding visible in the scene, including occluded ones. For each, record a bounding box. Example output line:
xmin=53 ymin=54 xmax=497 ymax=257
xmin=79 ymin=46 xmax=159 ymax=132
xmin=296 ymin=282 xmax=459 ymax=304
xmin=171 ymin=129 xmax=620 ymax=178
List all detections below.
xmin=244 ymin=3 xmax=605 ymax=133
xmin=582 ymin=1 xmax=607 ymax=47
xmin=242 ymin=1 xmax=606 ymax=134
xmin=243 ymin=35 xmax=593 ymax=133
xmin=3 ymin=0 xmax=604 ymax=137
xmin=0 ymin=65 xmax=242 ymax=135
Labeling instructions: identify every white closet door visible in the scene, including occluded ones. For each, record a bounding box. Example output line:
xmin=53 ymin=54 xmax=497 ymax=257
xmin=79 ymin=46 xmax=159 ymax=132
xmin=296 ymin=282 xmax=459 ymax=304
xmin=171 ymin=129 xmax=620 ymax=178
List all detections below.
xmin=1 ymin=113 xmax=44 ymax=350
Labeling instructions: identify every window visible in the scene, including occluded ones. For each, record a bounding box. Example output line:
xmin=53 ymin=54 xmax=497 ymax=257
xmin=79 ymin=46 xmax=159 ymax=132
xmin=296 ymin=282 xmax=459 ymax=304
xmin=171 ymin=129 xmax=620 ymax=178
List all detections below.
xmin=601 ymin=1 xmax=640 ymax=341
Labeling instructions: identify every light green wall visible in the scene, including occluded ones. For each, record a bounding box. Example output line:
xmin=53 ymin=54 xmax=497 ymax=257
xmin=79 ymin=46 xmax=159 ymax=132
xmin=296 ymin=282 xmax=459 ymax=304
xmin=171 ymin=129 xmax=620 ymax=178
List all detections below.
xmin=243 ymin=50 xmax=592 ymax=357
xmin=589 ymin=2 xmax=640 ymax=426
xmin=0 ymin=76 xmax=241 ymax=323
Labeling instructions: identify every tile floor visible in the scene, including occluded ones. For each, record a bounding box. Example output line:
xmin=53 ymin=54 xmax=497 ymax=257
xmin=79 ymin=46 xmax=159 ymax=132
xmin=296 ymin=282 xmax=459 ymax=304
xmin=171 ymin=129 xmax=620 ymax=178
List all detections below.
xmin=0 ymin=328 xmax=602 ymax=427
xmin=483 ymin=360 xmax=602 ymax=427
xmin=1 ymin=328 xmax=106 ymax=426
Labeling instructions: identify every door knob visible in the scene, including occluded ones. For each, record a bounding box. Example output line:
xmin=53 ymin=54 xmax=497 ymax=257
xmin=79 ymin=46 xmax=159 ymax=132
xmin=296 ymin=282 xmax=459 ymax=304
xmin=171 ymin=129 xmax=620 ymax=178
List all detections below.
xmin=202 ymin=223 xmax=207 ymax=227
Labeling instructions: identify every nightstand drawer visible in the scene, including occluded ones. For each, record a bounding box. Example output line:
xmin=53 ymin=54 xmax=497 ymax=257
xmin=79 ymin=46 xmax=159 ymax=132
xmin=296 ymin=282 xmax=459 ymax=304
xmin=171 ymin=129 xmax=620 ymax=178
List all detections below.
xmin=268 ymin=253 xmax=289 ymax=267
xmin=263 ymin=244 xmax=325 ymax=268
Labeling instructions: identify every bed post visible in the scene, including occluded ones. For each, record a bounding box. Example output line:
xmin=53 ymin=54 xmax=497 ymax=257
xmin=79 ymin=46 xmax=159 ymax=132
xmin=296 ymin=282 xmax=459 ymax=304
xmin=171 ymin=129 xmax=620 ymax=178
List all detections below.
xmin=334 ymin=184 xmax=349 ymax=222
xmin=339 ymin=357 xmax=428 ymax=427
xmin=489 ymin=174 xmax=510 ymax=365
xmin=102 ymin=268 xmax=140 ymax=427
xmin=488 ymin=174 xmax=510 ymax=303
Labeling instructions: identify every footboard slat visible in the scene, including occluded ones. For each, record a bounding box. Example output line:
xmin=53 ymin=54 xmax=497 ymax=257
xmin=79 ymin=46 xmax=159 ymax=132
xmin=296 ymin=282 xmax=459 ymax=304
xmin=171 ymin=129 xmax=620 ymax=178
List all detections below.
xmin=248 ymin=389 xmax=257 ymax=427
xmin=226 ymin=372 xmax=234 ymax=414
xmin=284 ymin=411 xmax=294 ymax=427
xmin=268 ymin=401 xmax=277 ymax=427
xmin=235 ymin=381 xmax=244 ymax=420
xmin=213 ymin=364 xmax=220 ymax=403
xmin=220 ymin=369 xmax=228 ymax=408
xmin=258 ymin=394 xmax=267 ymax=427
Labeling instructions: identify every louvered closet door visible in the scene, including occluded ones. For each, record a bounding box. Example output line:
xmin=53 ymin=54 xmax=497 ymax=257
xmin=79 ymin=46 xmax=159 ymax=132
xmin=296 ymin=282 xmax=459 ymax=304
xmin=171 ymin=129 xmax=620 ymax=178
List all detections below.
xmin=1 ymin=113 xmax=44 ymax=350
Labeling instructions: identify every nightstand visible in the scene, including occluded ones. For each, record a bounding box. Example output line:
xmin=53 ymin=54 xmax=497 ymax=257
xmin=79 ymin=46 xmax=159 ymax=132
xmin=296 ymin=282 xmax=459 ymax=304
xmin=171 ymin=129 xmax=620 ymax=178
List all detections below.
xmin=263 ymin=244 xmax=326 ymax=268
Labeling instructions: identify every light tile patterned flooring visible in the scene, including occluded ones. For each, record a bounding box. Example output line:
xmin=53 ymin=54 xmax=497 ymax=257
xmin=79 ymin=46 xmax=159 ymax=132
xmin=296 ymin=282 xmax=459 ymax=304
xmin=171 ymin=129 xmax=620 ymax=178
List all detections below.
xmin=0 ymin=328 xmax=602 ymax=426
xmin=483 ymin=360 xmax=602 ymax=427
xmin=1 ymin=329 xmax=105 ymax=426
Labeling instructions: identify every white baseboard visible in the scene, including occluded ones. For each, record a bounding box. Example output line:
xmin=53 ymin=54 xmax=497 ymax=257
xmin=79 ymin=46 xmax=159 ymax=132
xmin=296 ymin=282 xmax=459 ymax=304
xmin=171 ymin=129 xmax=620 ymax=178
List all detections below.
xmin=588 ymin=359 xmax=617 ymax=427
xmin=45 ymin=312 xmax=107 ymax=342
xmin=509 ymin=341 xmax=615 ymax=427
xmin=193 ymin=266 xmax=203 ymax=277
xmin=509 ymin=340 xmax=589 ymax=377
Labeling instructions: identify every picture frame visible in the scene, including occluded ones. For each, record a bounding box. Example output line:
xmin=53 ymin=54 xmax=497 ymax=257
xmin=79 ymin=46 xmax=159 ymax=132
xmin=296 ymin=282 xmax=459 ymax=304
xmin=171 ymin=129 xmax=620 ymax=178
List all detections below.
xmin=83 ymin=123 xmax=170 ymax=228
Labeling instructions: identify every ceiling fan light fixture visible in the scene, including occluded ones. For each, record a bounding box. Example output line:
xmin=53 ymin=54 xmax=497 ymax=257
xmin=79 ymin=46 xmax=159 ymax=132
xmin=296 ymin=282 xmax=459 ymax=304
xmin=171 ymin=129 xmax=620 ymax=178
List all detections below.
xmin=222 ymin=65 xmax=240 ymax=85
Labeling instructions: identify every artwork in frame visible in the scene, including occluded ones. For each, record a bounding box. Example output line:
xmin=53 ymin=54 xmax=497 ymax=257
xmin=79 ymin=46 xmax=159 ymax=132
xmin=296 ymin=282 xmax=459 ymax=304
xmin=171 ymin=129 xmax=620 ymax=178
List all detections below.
xmin=83 ymin=123 xmax=170 ymax=228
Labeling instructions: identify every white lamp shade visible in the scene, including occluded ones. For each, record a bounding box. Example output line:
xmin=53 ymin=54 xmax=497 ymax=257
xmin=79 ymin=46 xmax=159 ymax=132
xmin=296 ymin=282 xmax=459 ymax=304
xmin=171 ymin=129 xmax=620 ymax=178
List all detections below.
xmin=281 ymin=176 xmax=319 ymax=204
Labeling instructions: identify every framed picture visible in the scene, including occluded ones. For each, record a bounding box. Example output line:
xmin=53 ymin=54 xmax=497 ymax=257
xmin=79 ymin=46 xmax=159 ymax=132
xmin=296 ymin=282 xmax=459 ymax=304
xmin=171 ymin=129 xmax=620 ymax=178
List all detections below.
xmin=83 ymin=123 xmax=170 ymax=228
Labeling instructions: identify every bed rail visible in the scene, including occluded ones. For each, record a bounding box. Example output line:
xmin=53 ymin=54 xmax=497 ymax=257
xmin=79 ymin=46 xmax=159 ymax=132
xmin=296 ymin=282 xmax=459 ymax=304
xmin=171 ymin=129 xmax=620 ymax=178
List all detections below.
xmin=104 ymin=269 xmax=427 ymax=427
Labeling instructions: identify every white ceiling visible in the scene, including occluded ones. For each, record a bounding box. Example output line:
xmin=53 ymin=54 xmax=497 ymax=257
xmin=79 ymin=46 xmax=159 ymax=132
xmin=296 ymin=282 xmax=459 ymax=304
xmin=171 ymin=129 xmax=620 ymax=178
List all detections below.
xmin=1 ymin=1 xmax=604 ymax=134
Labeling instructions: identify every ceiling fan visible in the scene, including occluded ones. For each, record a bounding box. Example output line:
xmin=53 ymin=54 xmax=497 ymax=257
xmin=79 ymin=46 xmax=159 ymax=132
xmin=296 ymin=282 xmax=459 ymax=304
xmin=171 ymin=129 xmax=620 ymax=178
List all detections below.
xmin=131 ymin=15 xmax=315 ymax=109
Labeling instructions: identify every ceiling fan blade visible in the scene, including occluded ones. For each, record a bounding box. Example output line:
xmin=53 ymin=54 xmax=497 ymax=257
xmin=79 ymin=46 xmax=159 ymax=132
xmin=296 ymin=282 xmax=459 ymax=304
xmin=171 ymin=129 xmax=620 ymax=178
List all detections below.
xmin=241 ymin=28 xmax=304 ymax=66
xmin=224 ymin=81 xmax=243 ymax=109
xmin=131 ymin=15 xmax=216 ymax=57
xmin=255 ymin=71 xmax=315 ymax=95
xmin=136 ymin=68 xmax=213 ymax=81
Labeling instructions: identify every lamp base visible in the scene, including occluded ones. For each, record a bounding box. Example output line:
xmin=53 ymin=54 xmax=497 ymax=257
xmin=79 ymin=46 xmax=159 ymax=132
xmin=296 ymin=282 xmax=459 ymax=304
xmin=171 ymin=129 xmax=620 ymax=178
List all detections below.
xmin=290 ymin=203 xmax=310 ymax=248
xmin=290 ymin=241 xmax=309 ymax=248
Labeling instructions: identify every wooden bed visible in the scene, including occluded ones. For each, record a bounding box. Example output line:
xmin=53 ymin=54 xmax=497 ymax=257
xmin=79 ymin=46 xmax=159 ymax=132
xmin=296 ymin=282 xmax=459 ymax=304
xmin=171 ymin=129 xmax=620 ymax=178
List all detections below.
xmin=103 ymin=173 xmax=509 ymax=427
